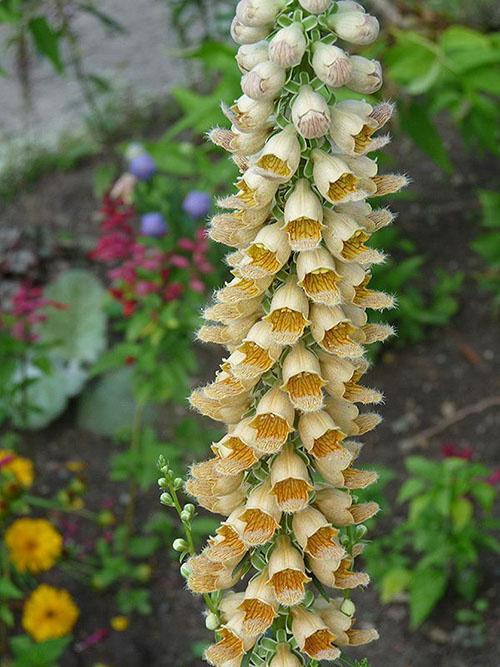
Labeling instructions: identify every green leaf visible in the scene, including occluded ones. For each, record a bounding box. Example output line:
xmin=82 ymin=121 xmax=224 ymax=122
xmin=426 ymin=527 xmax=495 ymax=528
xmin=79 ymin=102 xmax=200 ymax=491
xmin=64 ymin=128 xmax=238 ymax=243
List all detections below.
xmin=11 ymin=635 xmax=72 ymax=667
xmin=451 ymin=497 xmax=473 ymax=532
xmin=399 ymin=102 xmax=452 ymax=173
xmin=0 ymin=578 xmax=23 ymax=599
xmin=409 ymin=566 xmax=448 ymax=628
xmin=28 ymin=17 xmax=64 ymax=73
xmin=397 ymin=478 xmax=425 ymax=504
xmin=381 ymin=568 xmax=411 ymax=603
xmin=478 ymin=190 xmax=500 ymax=229
xmin=40 ymin=270 xmax=107 ymax=363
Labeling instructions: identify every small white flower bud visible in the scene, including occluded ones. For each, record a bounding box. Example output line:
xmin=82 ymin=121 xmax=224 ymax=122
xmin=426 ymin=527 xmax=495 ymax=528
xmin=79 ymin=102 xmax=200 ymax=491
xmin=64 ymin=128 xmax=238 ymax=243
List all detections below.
xmin=340 ymin=598 xmax=356 ymax=617
xmin=328 ymin=10 xmax=380 ymax=45
xmin=231 ymin=17 xmax=270 ymax=45
xmin=348 ymin=55 xmax=383 ymax=94
xmin=292 ymin=86 xmax=331 ymax=139
xmin=312 ymin=43 xmax=352 ymax=88
xmin=241 ymin=61 xmax=287 ymax=100
xmin=336 ymin=0 xmax=365 ymax=11
xmin=298 ymin=0 xmax=332 ymax=13
xmin=269 ymin=23 xmax=307 ymax=68
xmin=236 ymin=0 xmax=286 ymax=27
xmin=173 ymin=538 xmax=188 ymax=552
xmin=205 ymin=612 xmax=220 ymax=631
xmin=180 ymin=563 xmax=191 ymax=578
xmin=236 ymin=40 xmax=270 ymax=73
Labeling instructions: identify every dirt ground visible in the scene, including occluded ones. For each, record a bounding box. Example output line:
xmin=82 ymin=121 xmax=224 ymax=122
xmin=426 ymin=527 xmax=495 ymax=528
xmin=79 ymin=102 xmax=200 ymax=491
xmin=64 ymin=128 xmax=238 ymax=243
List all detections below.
xmin=2 ymin=127 xmax=499 ymax=666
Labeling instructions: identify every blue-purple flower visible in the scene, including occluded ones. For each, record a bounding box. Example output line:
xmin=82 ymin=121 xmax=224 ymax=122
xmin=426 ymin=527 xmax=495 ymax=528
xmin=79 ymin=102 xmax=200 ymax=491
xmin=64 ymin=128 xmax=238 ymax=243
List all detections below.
xmin=182 ymin=191 xmax=212 ymax=219
xmin=129 ymin=153 xmax=156 ymax=181
xmin=140 ymin=212 xmax=168 ymax=238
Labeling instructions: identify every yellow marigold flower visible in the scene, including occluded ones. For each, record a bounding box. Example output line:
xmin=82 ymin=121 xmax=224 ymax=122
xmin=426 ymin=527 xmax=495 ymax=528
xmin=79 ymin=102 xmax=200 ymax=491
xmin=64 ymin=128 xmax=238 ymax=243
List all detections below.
xmin=6 ymin=518 xmax=63 ymax=573
xmin=0 ymin=449 xmax=34 ymax=488
xmin=111 ymin=615 xmax=129 ymax=632
xmin=22 ymin=585 xmax=79 ymax=642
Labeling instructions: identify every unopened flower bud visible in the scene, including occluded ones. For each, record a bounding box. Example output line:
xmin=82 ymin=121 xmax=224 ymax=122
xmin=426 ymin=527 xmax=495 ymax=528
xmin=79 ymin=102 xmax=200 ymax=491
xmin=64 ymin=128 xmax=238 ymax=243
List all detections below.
xmin=348 ymin=55 xmax=383 ymax=94
xmin=269 ymin=23 xmax=307 ymax=69
xmin=312 ymin=43 xmax=352 ymax=88
xmin=236 ymin=0 xmax=286 ymax=27
xmin=298 ymin=0 xmax=332 ymax=13
xmin=336 ymin=0 xmax=365 ymax=11
xmin=241 ymin=61 xmax=287 ymax=100
xmin=180 ymin=510 xmax=191 ymax=522
xmin=205 ymin=612 xmax=220 ymax=630
xmin=160 ymin=493 xmax=172 ymax=506
xmin=231 ymin=17 xmax=270 ymax=45
xmin=236 ymin=40 xmax=269 ymax=73
xmin=173 ymin=477 xmax=183 ymax=490
xmin=328 ymin=10 xmax=380 ymax=45
xmin=292 ymin=86 xmax=331 ymax=139
xmin=180 ymin=563 xmax=191 ymax=578
xmin=340 ymin=598 xmax=356 ymax=617
xmin=173 ymin=538 xmax=188 ymax=552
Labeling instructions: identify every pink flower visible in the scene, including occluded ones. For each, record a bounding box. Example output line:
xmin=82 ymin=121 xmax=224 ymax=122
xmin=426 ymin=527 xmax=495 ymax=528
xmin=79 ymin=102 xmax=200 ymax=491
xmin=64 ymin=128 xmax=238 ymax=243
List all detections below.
xmin=441 ymin=443 xmax=474 ymax=461
xmin=190 ymin=278 xmax=205 ymax=293
xmin=169 ymin=254 xmax=190 ymax=269
xmin=164 ymin=283 xmax=183 ymax=301
xmin=178 ymin=238 xmax=197 ymax=252
xmin=486 ymin=470 xmax=500 ymax=487
xmin=135 ymin=280 xmax=158 ymax=297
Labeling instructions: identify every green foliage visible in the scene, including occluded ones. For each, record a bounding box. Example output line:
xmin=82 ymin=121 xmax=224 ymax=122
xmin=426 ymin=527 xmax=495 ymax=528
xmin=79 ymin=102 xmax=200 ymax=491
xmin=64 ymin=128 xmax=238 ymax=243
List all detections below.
xmin=370 ymin=228 xmax=463 ymax=345
xmin=384 ymin=26 xmax=500 ymax=165
xmin=363 ymin=456 xmax=499 ymax=628
xmin=472 ymin=190 xmax=500 ymax=306
xmin=9 ymin=635 xmax=72 ymax=667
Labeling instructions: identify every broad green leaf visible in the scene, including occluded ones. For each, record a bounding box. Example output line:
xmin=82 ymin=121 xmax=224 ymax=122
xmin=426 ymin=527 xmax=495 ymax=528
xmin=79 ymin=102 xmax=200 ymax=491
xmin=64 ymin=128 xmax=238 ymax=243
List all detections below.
xmin=409 ymin=566 xmax=448 ymax=627
xmin=398 ymin=478 xmax=425 ymax=504
xmin=40 ymin=270 xmax=107 ymax=363
xmin=451 ymin=497 xmax=473 ymax=532
xmin=478 ymin=190 xmax=500 ymax=228
xmin=381 ymin=568 xmax=411 ymax=602
xmin=28 ymin=17 xmax=64 ymax=73
xmin=399 ymin=102 xmax=452 ymax=173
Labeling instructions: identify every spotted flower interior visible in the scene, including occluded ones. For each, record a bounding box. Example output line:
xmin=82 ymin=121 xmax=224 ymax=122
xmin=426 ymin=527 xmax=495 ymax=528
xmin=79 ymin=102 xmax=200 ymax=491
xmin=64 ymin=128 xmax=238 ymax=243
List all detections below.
xmin=182 ymin=1 xmax=407 ymax=664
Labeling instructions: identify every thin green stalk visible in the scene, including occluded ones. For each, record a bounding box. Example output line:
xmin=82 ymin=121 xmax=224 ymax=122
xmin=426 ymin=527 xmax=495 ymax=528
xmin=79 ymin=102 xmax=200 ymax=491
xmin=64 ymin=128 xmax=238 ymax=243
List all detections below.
xmin=124 ymin=403 xmax=144 ymax=553
xmin=25 ymin=494 xmax=98 ymax=521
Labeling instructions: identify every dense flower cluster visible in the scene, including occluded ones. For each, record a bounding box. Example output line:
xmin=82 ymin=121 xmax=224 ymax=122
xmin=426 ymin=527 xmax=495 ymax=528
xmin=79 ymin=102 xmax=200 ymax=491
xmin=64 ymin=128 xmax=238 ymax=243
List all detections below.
xmin=181 ymin=1 xmax=408 ymax=665
xmin=91 ymin=195 xmax=214 ymax=316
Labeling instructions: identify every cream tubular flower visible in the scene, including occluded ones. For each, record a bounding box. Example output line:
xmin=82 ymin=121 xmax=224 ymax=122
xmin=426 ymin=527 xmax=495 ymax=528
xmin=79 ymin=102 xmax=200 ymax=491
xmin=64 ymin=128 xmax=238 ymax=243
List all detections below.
xmin=233 ymin=168 xmax=279 ymax=209
xmin=312 ymin=43 xmax=352 ymax=88
xmin=268 ymin=535 xmax=311 ymax=606
xmin=237 ymin=222 xmax=291 ymax=279
xmin=291 ymin=606 xmax=340 ymax=661
xmin=283 ymin=178 xmax=324 ymax=251
xmin=270 ymin=443 xmax=313 ymax=512
xmin=248 ymin=386 xmax=295 ymax=453
xmin=223 ymin=95 xmax=274 ymax=132
xmin=225 ymin=321 xmax=283 ymax=381
xmin=298 ymin=410 xmax=352 ymax=468
xmin=297 ymin=248 xmax=341 ymax=306
xmin=281 ymin=342 xmax=327 ymax=412
xmin=330 ymin=100 xmax=378 ymax=156
xmin=241 ymin=61 xmax=287 ymax=100
xmin=236 ymin=0 xmax=286 ymax=27
xmin=292 ymin=505 xmax=345 ymax=560
xmin=348 ymin=55 xmax=383 ymax=94
xmin=315 ymin=487 xmax=380 ymax=526
xmin=231 ymin=18 xmax=271 ymax=45
xmin=270 ymin=644 xmax=302 ymax=667
xmin=322 ymin=208 xmax=385 ymax=266
xmin=309 ymin=303 xmax=365 ymax=357
xmin=311 ymin=149 xmax=375 ymax=204
xmin=299 ymin=0 xmax=332 ymax=13
xmin=269 ymin=23 xmax=307 ymax=68
xmin=205 ymin=613 xmax=257 ymax=666
xmin=236 ymin=41 xmax=269 ymax=73
xmin=291 ymin=86 xmax=331 ymax=139
xmin=239 ymin=479 xmax=282 ymax=545
xmin=208 ymin=126 xmax=270 ymax=156
xmin=254 ymin=126 xmax=301 ymax=182
xmin=264 ymin=277 xmax=310 ymax=345
xmin=328 ymin=7 xmax=380 ymax=45
xmin=239 ymin=568 xmax=278 ymax=635
xmin=315 ymin=597 xmax=379 ymax=646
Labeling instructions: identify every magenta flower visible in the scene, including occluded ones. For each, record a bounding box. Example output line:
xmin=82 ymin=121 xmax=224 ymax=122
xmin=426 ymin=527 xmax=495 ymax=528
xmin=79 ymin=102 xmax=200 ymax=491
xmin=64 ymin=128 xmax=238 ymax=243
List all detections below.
xmin=441 ymin=443 xmax=474 ymax=461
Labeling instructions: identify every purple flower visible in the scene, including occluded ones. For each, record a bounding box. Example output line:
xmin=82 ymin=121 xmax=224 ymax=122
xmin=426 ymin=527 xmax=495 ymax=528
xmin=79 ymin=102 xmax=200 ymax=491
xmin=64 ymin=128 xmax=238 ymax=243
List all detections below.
xmin=140 ymin=213 xmax=168 ymax=238
xmin=182 ymin=191 xmax=211 ymax=218
xmin=129 ymin=153 xmax=156 ymax=181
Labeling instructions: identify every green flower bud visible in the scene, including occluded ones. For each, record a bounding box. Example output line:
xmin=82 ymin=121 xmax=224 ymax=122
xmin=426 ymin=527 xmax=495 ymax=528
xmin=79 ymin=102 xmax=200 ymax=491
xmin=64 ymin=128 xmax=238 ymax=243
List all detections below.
xmin=173 ymin=538 xmax=188 ymax=552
